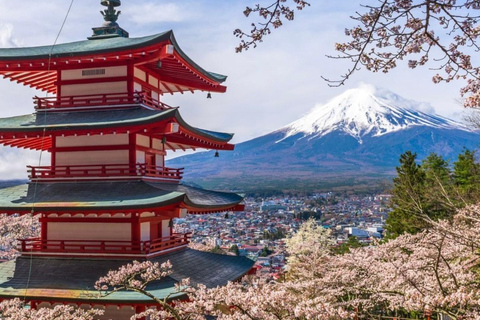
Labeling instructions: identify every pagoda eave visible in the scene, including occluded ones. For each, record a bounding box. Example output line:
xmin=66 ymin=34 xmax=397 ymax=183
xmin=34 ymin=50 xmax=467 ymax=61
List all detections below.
xmin=183 ymin=204 xmax=246 ymax=214
xmin=0 ymin=181 xmax=244 ymax=216
xmin=0 ymin=31 xmax=227 ymax=94
xmin=0 ymin=250 xmax=254 ymax=303
xmin=0 ymin=106 xmax=235 ymax=151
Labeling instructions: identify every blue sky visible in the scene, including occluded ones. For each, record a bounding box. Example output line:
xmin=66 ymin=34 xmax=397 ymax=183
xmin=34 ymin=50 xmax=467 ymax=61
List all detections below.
xmin=0 ymin=0 xmax=471 ymax=178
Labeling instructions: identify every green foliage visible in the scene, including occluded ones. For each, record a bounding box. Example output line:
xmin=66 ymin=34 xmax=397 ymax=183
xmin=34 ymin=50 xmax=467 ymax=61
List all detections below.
xmin=209 ymin=245 xmax=227 ymax=255
xmin=296 ymin=211 xmax=322 ymax=220
xmin=258 ymin=246 xmax=273 ymax=257
xmin=386 ymin=149 xmax=480 ymax=239
xmin=453 ymin=149 xmax=480 ymax=199
xmin=386 ymin=151 xmax=428 ymax=238
xmin=332 ymin=236 xmax=365 ymax=255
xmin=229 ymin=244 xmax=240 ymax=256
xmin=262 ymin=229 xmax=285 ymax=240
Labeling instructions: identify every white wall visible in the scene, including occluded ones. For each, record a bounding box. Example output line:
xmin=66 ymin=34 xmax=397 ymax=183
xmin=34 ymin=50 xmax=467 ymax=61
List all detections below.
xmin=161 ymin=219 xmax=171 ymax=238
xmin=151 ymin=138 xmax=164 ymax=151
xmin=134 ymin=68 xmax=146 ymax=82
xmin=61 ymin=81 xmax=127 ymax=97
xmin=135 ymin=150 xmax=145 ymax=164
xmin=140 ymin=222 xmax=150 ymax=242
xmin=56 ymin=134 xmax=128 ymax=147
xmin=47 ymin=222 xmax=131 ymax=241
xmin=136 ymin=134 xmax=149 ymax=147
xmin=55 ymin=150 xmax=129 ymax=166
xmin=133 ymin=82 xmax=142 ymax=92
xmin=61 ymin=66 xmax=127 ymax=81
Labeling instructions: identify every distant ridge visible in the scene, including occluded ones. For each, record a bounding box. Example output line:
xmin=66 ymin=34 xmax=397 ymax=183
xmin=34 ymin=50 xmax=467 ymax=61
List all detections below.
xmin=168 ymin=85 xmax=480 ymax=190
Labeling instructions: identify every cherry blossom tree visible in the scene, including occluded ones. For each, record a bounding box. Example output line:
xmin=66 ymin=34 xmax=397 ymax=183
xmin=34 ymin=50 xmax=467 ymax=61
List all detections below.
xmin=235 ymin=0 xmax=310 ymax=52
xmin=0 ymin=298 xmax=103 ymax=319
xmin=284 ymin=218 xmax=334 ymax=279
xmin=330 ymin=0 xmax=480 ymax=108
xmin=95 ymin=260 xmax=194 ymax=320
xmin=85 ymin=207 xmax=480 ymax=320
xmin=241 ymin=1 xmax=480 ymax=108
xmin=0 ymin=214 xmax=39 ymax=260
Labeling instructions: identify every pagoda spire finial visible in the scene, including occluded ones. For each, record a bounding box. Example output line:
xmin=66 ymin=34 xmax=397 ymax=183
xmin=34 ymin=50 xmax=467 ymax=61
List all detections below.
xmin=100 ymin=0 xmax=121 ymax=26
xmin=89 ymin=0 xmax=129 ymax=40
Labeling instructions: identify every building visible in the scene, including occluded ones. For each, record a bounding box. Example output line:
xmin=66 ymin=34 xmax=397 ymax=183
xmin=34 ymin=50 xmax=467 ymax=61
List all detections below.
xmin=0 ymin=2 xmax=253 ymax=319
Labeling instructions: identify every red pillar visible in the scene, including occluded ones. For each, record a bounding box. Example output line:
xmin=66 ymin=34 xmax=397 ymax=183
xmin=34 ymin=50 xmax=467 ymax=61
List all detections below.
xmin=131 ymin=213 xmax=140 ymax=243
xmin=135 ymin=305 xmax=146 ymax=320
xmin=40 ymin=214 xmax=47 ymax=241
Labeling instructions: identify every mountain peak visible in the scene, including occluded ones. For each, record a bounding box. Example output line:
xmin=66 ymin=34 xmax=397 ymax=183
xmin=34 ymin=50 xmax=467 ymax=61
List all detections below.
xmin=280 ymin=84 xmax=470 ymax=144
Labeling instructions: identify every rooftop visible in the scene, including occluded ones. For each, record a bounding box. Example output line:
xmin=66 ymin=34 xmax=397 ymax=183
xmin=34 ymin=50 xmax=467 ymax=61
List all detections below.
xmin=0 ymin=248 xmax=254 ymax=303
xmin=0 ymin=181 xmax=244 ymax=215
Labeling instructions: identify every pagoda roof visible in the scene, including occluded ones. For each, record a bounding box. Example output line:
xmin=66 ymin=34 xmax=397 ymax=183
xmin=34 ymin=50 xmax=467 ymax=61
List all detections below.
xmin=0 ymin=249 xmax=254 ymax=303
xmin=0 ymin=31 xmax=227 ymax=94
xmin=0 ymin=106 xmax=234 ymax=151
xmin=0 ymin=181 xmax=244 ymax=215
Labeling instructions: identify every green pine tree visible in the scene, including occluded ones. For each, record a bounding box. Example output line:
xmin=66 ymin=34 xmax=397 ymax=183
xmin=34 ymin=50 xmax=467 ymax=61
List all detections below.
xmin=229 ymin=244 xmax=240 ymax=256
xmin=453 ymin=149 xmax=480 ymax=201
xmin=385 ymin=151 xmax=428 ymax=238
xmin=421 ymin=152 xmax=455 ymax=220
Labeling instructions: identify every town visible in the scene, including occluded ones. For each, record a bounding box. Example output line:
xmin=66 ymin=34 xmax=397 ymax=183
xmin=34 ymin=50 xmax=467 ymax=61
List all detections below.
xmin=175 ymin=193 xmax=392 ymax=279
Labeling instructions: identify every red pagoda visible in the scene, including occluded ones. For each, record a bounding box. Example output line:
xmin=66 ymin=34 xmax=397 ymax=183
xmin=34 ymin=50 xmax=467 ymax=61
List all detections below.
xmin=0 ymin=1 xmax=253 ymax=318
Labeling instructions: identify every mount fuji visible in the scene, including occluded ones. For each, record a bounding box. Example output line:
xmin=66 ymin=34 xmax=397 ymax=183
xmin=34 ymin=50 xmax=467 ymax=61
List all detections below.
xmin=168 ymin=85 xmax=480 ymax=189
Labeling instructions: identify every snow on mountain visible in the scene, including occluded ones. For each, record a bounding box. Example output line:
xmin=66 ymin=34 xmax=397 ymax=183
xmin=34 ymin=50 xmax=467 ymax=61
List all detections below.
xmin=169 ymin=84 xmax=480 ymax=189
xmin=279 ymin=84 xmax=471 ymax=144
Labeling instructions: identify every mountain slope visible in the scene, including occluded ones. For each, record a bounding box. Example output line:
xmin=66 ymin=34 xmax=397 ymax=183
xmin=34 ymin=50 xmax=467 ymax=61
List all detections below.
xmin=168 ymin=85 xmax=480 ymax=190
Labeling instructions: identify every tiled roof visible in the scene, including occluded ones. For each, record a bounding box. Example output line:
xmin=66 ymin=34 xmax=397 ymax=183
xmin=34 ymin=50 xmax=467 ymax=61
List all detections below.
xmin=0 ymin=181 xmax=243 ymax=213
xmin=0 ymin=31 xmax=226 ymax=84
xmin=0 ymin=248 xmax=254 ymax=303
xmin=0 ymin=107 xmax=234 ymax=142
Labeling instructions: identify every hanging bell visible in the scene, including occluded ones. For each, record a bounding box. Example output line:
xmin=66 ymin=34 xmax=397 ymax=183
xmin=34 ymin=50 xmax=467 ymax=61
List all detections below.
xmin=214 ymin=151 xmax=219 ymax=158
xmin=224 ymin=213 xmax=229 ymax=219
xmin=207 ymin=92 xmax=212 ymax=99
xmin=168 ymin=219 xmax=174 ymax=228
xmin=161 ymin=136 xmax=167 ymax=144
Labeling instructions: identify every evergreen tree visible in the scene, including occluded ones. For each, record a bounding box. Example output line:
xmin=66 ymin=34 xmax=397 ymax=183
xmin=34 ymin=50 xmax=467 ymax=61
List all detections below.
xmin=453 ymin=149 xmax=480 ymax=201
xmin=229 ymin=244 xmax=240 ymax=256
xmin=421 ymin=153 xmax=455 ymax=220
xmin=259 ymin=246 xmax=272 ymax=257
xmin=332 ymin=236 xmax=364 ymax=255
xmin=385 ymin=151 xmax=427 ymax=238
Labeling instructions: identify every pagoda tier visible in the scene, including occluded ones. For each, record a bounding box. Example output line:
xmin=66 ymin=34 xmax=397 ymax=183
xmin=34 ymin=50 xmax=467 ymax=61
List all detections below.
xmin=0 ymin=31 xmax=226 ymax=95
xmin=0 ymin=105 xmax=234 ymax=181
xmin=0 ymin=181 xmax=243 ymax=258
xmin=0 ymin=181 xmax=244 ymax=215
xmin=0 ymin=103 xmax=234 ymax=152
xmin=0 ymin=250 xmax=254 ymax=316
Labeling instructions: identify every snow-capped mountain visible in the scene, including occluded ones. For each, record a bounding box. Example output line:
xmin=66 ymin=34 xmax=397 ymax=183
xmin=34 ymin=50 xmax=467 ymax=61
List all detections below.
xmin=280 ymin=84 xmax=470 ymax=144
xmin=168 ymin=85 xmax=480 ymax=189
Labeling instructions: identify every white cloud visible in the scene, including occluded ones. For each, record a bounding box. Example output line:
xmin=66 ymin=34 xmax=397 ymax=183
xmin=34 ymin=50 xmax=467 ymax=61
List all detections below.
xmin=0 ymin=0 xmax=473 ymax=177
xmin=0 ymin=23 xmax=20 ymax=48
xmin=126 ymin=3 xmax=187 ymax=24
xmin=0 ymin=149 xmax=44 ymax=180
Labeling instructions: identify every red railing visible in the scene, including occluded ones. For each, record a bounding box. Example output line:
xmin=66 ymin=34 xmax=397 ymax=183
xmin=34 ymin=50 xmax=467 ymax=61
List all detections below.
xmin=19 ymin=233 xmax=191 ymax=256
xmin=33 ymin=91 xmax=173 ymax=110
xmin=145 ymin=233 xmax=192 ymax=255
xmin=27 ymin=163 xmax=184 ymax=180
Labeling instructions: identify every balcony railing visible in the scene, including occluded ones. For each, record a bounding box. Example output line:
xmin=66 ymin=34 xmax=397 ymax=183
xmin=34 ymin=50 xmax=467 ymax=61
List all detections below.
xmin=27 ymin=163 xmax=184 ymax=181
xmin=33 ymin=91 xmax=173 ymax=111
xmin=19 ymin=233 xmax=191 ymax=256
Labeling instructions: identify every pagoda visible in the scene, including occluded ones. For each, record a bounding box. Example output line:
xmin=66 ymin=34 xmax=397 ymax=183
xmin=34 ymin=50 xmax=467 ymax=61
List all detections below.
xmin=0 ymin=1 xmax=253 ymax=319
